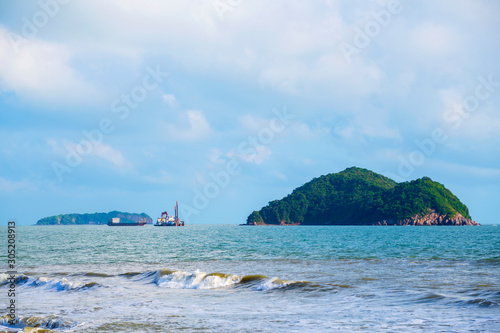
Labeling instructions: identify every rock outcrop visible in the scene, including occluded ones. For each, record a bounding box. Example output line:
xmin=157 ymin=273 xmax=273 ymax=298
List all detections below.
xmin=374 ymin=210 xmax=480 ymax=226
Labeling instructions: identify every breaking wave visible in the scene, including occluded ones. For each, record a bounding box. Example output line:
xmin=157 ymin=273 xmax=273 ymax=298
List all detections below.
xmin=128 ymin=268 xmax=317 ymax=292
xmin=0 ymin=314 xmax=76 ymax=330
xmin=0 ymin=273 xmax=99 ymax=291
xmin=156 ymin=270 xmax=241 ymax=289
xmin=0 ymin=273 xmax=29 ymax=286
xmin=0 ymin=269 xmax=337 ymax=293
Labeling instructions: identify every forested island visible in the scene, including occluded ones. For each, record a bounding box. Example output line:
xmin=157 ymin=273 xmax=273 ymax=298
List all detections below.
xmin=247 ymin=167 xmax=479 ymax=226
xmin=36 ymin=211 xmax=152 ymax=225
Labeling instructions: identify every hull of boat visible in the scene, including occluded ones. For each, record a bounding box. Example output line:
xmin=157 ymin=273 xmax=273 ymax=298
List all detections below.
xmin=107 ymin=223 xmax=147 ymax=226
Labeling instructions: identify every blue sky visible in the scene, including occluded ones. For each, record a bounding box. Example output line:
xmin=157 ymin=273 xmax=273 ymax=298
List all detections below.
xmin=0 ymin=0 xmax=499 ymax=225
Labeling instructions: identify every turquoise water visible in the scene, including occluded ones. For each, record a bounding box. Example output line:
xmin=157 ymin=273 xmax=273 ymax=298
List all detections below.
xmin=1 ymin=225 xmax=499 ymax=332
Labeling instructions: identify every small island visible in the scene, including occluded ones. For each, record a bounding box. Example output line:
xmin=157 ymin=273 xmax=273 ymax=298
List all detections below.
xmin=36 ymin=211 xmax=152 ymax=225
xmin=246 ymin=167 xmax=479 ymax=226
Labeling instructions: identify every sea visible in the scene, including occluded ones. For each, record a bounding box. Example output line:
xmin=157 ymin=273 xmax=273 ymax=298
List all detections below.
xmin=0 ymin=224 xmax=499 ymax=332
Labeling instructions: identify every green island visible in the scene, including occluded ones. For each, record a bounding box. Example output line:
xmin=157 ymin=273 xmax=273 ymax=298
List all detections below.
xmin=36 ymin=211 xmax=152 ymax=225
xmin=246 ymin=167 xmax=479 ymax=226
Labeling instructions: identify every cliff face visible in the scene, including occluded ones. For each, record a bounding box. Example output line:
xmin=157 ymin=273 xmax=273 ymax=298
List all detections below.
xmin=374 ymin=210 xmax=480 ymax=226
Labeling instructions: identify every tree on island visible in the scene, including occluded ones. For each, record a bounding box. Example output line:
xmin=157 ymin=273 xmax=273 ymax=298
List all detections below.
xmin=247 ymin=211 xmax=264 ymax=225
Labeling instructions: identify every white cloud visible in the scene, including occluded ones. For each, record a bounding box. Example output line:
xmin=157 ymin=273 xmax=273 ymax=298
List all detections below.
xmin=162 ymin=93 xmax=178 ymax=109
xmin=208 ymin=148 xmax=226 ymax=164
xmin=334 ymin=125 xmax=354 ymax=140
xmin=228 ymin=145 xmax=272 ymax=165
xmin=432 ymin=0 xmax=493 ymax=26
xmin=90 ymin=143 xmax=128 ymax=168
xmin=0 ymin=177 xmax=38 ymax=193
xmin=411 ymin=23 xmax=457 ymax=56
xmin=439 ymin=88 xmax=463 ymax=107
xmin=356 ymin=114 xmax=401 ymax=140
xmin=438 ymin=87 xmax=500 ymax=143
xmin=287 ymin=122 xmax=331 ymax=141
xmin=1 ymin=0 xmax=493 ymax=112
xmin=0 ymin=26 xmax=98 ymax=107
xmin=51 ymin=139 xmax=129 ymax=169
xmin=272 ymin=171 xmax=288 ymax=180
xmin=332 ymin=110 xmax=400 ymax=142
xmin=29 ymin=0 xmax=385 ymax=100
xmin=163 ymin=110 xmax=212 ymax=142
xmin=238 ymin=114 xmax=270 ymax=132
xmin=445 ymin=112 xmax=500 ymax=149
xmin=141 ymin=170 xmax=172 ymax=184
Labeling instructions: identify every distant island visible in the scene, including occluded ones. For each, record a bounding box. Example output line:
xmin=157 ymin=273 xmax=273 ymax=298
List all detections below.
xmin=246 ymin=167 xmax=479 ymax=226
xmin=36 ymin=211 xmax=153 ymax=225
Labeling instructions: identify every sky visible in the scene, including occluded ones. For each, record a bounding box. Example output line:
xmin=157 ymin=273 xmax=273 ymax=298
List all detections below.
xmin=0 ymin=0 xmax=499 ymax=225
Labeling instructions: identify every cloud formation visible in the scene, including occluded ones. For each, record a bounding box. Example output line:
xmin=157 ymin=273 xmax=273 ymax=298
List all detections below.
xmin=0 ymin=0 xmax=498 ymax=224
xmin=0 ymin=27 xmax=98 ymax=107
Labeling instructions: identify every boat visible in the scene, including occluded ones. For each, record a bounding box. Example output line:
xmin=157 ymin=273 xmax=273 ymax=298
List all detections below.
xmin=155 ymin=201 xmax=185 ymax=226
xmin=107 ymin=217 xmax=147 ymax=226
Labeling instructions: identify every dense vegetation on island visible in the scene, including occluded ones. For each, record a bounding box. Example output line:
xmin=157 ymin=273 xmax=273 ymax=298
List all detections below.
xmin=247 ymin=167 xmax=474 ymax=226
xmin=36 ymin=211 xmax=152 ymax=225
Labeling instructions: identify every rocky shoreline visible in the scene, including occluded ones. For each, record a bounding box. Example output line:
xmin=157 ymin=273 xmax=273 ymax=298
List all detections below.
xmin=373 ymin=210 xmax=480 ymax=226
xmin=246 ymin=210 xmax=480 ymax=226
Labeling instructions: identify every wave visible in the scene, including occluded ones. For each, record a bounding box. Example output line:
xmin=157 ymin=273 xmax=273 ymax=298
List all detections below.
xmin=26 ymin=277 xmax=99 ymax=291
xmin=0 ymin=273 xmax=29 ymax=286
xmin=156 ymin=270 xmax=242 ymax=289
xmin=415 ymin=289 xmax=500 ymax=307
xmin=82 ymin=272 xmax=114 ymax=278
xmin=119 ymin=271 xmax=144 ymax=278
xmin=251 ymin=277 xmax=299 ymax=291
xmin=128 ymin=268 xmax=319 ymax=292
xmin=0 ymin=314 xmax=76 ymax=330
xmin=458 ymin=288 xmax=500 ymax=307
xmin=0 ymin=273 xmax=99 ymax=292
xmin=1 ymin=269 xmax=337 ymax=293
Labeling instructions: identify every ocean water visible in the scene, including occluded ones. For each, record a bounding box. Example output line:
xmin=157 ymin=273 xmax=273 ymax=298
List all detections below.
xmin=0 ymin=224 xmax=499 ymax=332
